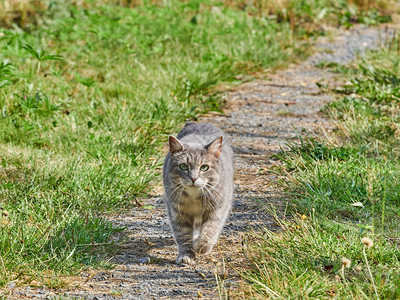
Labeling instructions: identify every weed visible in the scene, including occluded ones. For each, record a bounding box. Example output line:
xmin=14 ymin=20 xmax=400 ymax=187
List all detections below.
xmin=242 ymin=212 xmax=400 ymax=298
xmin=0 ymin=60 xmax=14 ymax=88
xmin=22 ymin=44 xmax=64 ymax=86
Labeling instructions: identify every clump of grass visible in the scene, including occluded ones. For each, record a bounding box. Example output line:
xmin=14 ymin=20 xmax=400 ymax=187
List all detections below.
xmin=241 ymin=213 xmax=400 ymax=298
xmin=241 ymin=28 xmax=400 ymax=298
xmin=224 ymin=0 xmax=391 ymax=31
xmin=0 ymin=0 xmax=47 ymax=28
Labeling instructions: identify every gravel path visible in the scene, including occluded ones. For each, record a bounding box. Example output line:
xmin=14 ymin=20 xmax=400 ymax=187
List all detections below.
xmin=5 ymin=25 xmax=387 ymax=299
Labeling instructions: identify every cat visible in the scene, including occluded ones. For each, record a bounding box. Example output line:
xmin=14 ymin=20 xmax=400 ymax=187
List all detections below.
xmin=163 ymin=122 xmax=234 ymax=264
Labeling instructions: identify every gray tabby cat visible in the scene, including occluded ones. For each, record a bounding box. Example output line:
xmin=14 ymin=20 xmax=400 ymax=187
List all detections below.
xmin=163 ymin=122 xmax=234 ymax=264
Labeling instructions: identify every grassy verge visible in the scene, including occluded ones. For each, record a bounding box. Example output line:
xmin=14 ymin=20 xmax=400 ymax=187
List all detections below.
xmin=0 ymin=0 xmax=391 ymax=291
xmin=241 ymin=32 xmax=400 ymax=298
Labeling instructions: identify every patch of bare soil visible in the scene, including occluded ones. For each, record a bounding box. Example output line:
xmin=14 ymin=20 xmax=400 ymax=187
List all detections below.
xmin=5 ymin=25 xmax=385 ymax=299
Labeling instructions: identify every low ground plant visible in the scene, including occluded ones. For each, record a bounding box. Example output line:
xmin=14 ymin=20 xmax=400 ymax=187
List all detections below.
xmin=242 ymin=34 xmax=400 ymax=298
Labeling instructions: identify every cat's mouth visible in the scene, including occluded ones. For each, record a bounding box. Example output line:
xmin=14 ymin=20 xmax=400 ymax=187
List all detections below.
xmin=183 ymin=184 xmax=203 ymax=198
xmin=186 ymin=182 xmax=202 ymax=188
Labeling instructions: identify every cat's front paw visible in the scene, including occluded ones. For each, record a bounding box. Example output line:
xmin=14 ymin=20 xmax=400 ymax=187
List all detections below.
xmin=193 ymin=239 xmax=214 ymax=254
xmin=176 ymin=253 xmax=195 ymax=265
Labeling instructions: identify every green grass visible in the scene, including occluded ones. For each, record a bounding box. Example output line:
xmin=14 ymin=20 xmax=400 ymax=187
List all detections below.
xmin=242 ymin=214 xmax=400 ymax=299
xmin=0 ymin=0 xmax=392 ymax=291
xmin=242 ymin=36 xmax=400 ymax=298
xmin=0 ymin=0 xmax=325 ymax=289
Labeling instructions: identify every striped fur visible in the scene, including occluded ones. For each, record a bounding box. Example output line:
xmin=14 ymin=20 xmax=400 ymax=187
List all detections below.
xmin=163 ymin=123 xmax=234 ymax=264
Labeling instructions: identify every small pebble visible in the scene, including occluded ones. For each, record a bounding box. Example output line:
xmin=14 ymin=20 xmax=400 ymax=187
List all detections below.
xmin=138 ymin=257 xmax=151 ymax=264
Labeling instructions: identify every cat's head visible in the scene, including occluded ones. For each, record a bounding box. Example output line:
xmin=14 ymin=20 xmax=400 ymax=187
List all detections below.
xmin=167 ymin=135 xmax=223 ymax=189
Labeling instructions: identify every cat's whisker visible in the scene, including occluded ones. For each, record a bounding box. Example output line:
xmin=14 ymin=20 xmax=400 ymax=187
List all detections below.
xmin=204 ymin=183 xmax=225 ymax=202
xmin=177 ymin=188 xmax=192 ymax=224
xmin=199 ymin=186 xmax=210 ymax=211
xmin=201 ymin=186 xmax=218 ymax=209
xmin=169 ymin=184 xmax=191 ymax=222
xmin=169 ymin=183 xmax=184 ymax=196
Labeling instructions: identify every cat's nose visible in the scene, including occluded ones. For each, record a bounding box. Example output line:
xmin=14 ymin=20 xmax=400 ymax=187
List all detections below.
xmin=191 ymin=177 xmax=197 ymax=183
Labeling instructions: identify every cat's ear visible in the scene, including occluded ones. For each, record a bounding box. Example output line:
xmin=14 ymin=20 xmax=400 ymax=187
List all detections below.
xmin=206 ymin=136 xmax=223 ymax=158
xmin=169 ymin=136 xmax=185 ymax=156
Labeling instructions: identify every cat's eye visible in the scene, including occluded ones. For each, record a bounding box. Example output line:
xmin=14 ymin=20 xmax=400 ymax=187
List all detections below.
xmin=179 ymin=163 xmax=189 ymax=171
xmin=200 ymin=164 xmax=209 ymax=171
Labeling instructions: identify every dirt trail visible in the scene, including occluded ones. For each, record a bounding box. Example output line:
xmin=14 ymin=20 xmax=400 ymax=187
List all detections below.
xmin=7 ymin=26 xmax=384 ymax=299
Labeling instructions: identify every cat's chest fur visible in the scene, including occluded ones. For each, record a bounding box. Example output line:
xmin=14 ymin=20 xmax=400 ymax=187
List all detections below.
xmin=182 ymin=186 xmax=202 ymax=199
xmin=179 ymin=187 xmax=205 ymax=216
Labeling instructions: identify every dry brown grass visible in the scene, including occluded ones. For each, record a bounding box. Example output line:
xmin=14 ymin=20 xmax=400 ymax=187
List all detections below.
xmin=225 ymin=0 xmax=389 ymax=12
xmin=0 ymin=0 xmax=166 ymax=28
xmin=221 ymin=0 xmax=394 ymax=36
xmin=0 ymin=0 xmax=48 ymax=28
xmin=0 ymin=0 xmax=393 ymax=30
